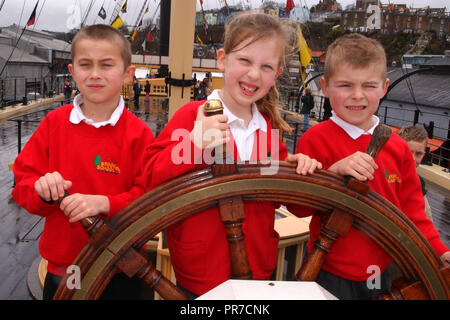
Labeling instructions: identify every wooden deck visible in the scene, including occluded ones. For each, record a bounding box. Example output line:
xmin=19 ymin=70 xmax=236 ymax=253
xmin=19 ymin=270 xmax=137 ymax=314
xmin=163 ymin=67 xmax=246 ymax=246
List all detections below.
xmin=0 ymin=98 xmax=448 ymax=300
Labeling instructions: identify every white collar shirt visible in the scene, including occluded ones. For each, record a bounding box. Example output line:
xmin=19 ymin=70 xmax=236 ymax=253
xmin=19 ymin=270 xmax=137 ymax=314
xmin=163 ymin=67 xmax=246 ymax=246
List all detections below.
xmin=208 ymin=90 xmax=267 ymax=161
xmin=69 ymin=94 xmax=125 ymax=128
xmin=330 ymin=111 xmax=380 ymax=140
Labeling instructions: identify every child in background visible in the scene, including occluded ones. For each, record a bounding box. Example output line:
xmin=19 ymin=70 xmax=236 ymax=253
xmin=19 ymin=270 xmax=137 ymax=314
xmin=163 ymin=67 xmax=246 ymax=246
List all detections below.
xmin=294 ymin=33 xmax=449 ymax=299
xmin=144 ymin=80 xmax=151 ymax=102
xmin=397 ymin=125 xmax=433 ymax=220
xmin=144 ymin=13 xmax=322 ymax=297
xmin=12 ymin=25 xmax=155 ymax=300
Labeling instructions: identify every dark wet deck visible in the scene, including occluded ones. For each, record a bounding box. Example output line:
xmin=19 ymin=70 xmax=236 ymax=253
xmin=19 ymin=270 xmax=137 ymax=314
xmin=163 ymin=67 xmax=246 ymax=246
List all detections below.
xmin=0 ymin=98 xmax=448 ymax=300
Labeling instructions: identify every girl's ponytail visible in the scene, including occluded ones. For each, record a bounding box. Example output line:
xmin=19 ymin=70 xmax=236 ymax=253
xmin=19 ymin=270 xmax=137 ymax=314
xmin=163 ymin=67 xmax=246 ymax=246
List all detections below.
xmin=257 ymin=86 xmax=292 ymax=134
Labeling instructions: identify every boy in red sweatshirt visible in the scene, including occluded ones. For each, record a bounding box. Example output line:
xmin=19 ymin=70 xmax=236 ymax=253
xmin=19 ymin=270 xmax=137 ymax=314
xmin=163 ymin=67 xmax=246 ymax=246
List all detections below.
xmin=294 ymin=33 xmax=449 ymax=299
xmin=12 ymin=25 xmax=154 ymax=299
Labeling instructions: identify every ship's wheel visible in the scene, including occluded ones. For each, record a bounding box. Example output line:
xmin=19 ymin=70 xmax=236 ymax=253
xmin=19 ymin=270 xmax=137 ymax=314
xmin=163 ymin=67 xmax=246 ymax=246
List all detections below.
xmin=54 ymin=161 xmax=449 ymax=300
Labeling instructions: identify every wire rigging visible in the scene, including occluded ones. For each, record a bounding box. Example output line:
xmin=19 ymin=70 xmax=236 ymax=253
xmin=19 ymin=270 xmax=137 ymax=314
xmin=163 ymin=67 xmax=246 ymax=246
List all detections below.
xmin=80 ymin=0 xmax=95 ymax=28
xmin=0 ymin=0 xmax=46 ymax=78
xmin=14 ymin=0 xmax=26 ymax=44
xmin=400 ymin=60 xmax=422 ymax=115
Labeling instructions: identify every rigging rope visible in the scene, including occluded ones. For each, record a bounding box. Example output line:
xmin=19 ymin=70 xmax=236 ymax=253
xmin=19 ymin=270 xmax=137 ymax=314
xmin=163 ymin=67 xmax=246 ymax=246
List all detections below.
xmin=0 ymin=0 xmax=46 ymax=78
xmin=400 ymin=60 xmax=422 ymax=115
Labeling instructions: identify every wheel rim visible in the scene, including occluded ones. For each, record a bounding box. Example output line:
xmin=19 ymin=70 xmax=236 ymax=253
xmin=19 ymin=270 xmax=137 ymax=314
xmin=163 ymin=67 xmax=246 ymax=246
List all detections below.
xmin=54 ymin=163 xmax=449 ymax=300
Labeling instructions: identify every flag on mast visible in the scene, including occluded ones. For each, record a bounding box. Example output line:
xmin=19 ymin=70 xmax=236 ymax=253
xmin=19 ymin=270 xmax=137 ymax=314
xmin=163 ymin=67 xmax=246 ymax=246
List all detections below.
xmin=98 ymin=6 xmax=107 ymax=20
xmin=196 ymin=35 xmax=203 ymax=46
xmin=286 ymin=0 xmax=295 ymax=17
xmin=131 ymin=29 xmax=138 ymax=41
xmin=27 ymin=1 xmax=39 ymax=26
xmin=147 ymin=30 xmax=153 ymax=43
xmin=111 ymin=15 xmax=124 ymax=29
xmin=296 ymin=25 xmax=311 ymax=88
xmin=121 ymin=0 xmax=128 ymax=13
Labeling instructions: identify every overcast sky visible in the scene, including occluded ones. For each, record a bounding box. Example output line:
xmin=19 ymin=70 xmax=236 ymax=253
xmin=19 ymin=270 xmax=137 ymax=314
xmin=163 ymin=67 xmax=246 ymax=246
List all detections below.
xmin=0 ymin=0 xmax=447 ymax=32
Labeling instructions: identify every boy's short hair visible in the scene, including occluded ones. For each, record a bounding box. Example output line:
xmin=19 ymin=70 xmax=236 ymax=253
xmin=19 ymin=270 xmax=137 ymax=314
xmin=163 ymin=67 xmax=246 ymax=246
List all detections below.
xmin=71 ymin=24 xmax=132 ymax=69
xmin=324 ymin=33 xmax=387 ymax=81
xmin=397 ymin=126 xmax=428 ymax=145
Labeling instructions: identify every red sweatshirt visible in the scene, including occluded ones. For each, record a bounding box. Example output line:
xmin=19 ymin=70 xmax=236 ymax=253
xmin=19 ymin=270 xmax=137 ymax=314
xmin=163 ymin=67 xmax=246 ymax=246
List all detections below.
xmin=144 ymin=100 xmax=288 ymax=295
xmin=294 ymin=120 xmax=448 ymax=281
xmin=12 ymin=104 xmax=154 ymax=275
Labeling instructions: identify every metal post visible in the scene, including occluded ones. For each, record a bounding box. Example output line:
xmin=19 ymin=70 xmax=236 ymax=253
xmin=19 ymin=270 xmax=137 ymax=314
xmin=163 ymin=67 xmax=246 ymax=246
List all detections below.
xmin=426 ymin=121 xmax=434 ymax=139
xmin=159 ymin=0 xmax=171 ymax=79
xmin=447 ymin=119 xmax=450 ymax=140
xmin=17 ymin=120 xmax=22 ymax=154
xmin=318 ymin=95 xmax=323 ymax=121
xmin=0 ymin=79 xmax=3 ymax=109
xmin=292 ymin=123 xmax=299 ymax=154
xmin=414 ymin=109 xmax=420 ymax=126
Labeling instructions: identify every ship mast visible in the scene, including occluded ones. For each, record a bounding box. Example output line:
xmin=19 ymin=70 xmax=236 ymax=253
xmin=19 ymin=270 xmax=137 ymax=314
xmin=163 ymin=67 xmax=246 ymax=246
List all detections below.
xmin=109 ymin=0 xmax=125 ymax=24
xmin=80 ymin=0 xmax=96 ymax=28
xmin=133 ymin=0 xmax=149 ymax=28
xmin=167 ymin=0 xmax=196 ymax=118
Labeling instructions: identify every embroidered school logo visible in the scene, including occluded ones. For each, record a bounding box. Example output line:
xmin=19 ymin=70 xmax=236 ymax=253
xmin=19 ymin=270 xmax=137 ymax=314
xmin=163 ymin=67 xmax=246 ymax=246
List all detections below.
xmin=94 ymin=155 xmax=120 ymax=175
xmin=385 ymin=169 xmax=401 ymax=184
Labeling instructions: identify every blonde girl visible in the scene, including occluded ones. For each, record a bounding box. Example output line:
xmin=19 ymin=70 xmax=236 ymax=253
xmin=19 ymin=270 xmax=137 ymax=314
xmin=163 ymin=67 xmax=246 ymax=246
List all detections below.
xmin=143 ymin=13 xmax=321 ymax=297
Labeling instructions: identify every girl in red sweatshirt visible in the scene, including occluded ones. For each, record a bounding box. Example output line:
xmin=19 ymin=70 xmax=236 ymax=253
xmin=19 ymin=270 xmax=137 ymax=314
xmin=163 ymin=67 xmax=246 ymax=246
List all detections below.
xmin=143 ymin=13 xmax=322 ymax=297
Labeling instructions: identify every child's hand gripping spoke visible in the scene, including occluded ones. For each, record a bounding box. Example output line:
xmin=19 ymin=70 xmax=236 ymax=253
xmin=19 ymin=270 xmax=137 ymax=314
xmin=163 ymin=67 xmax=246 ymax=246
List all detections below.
xmin=441 ymin=251 xmax=450 ymax=266
xmin=60 ymin=194 xmax=109 ymax=223
xmin=34 ymin=171 xmax=72 ymax=202
xmin=286 ymin=153 xmax=323 ymax=175
xmin=189 ymin=103 xmax=229 ymax=150
xmin=328 ymin=151 xmax=378 ymax=181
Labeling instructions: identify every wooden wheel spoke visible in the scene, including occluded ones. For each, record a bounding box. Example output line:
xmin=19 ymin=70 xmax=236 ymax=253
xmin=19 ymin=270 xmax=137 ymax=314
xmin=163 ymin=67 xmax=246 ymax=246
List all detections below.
xmin=380 ymin=266 xmax=450 ymax=300
xmin=116 ymin=247 xmax=188 ymax=300
xmin=296 ymin=208 xmax=354 ymax=281
xmin=218 ymin=196 xmax=252 ymax=280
